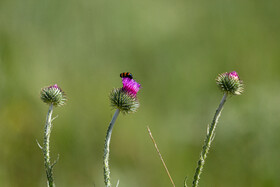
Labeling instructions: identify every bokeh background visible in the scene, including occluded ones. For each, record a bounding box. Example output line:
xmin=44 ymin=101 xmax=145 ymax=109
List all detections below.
xmin=0 ymin=0 xmax=280 ymax=186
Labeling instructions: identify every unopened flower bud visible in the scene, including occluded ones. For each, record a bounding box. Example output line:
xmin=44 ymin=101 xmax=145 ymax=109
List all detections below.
xmin=216 ymin=71 xmax=244 ymax=95
xmin=40 ymin=84 xmax=66 ymax=106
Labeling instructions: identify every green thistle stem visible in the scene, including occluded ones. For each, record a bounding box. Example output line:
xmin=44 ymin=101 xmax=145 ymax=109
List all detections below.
xmin=104 ymin=109 xmax=120 ymax=187
xmin=43 ymin=104 xmax=55 ymax=187
xmin=192 ymin=93 xmax=227 ymax=187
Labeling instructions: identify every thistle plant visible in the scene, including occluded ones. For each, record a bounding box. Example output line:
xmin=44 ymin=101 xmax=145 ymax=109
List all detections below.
xmin=38 ymin=84 xmax=66 ymax=187
xmin=104 ymin=73 xmax=141 ymax=187
xmin=191 ymin=71 xmax=243 ymax=187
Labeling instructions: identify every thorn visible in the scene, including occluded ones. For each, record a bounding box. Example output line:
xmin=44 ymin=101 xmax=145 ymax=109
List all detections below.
xmin=116 ymin=180 xmax=120 ymax=187
xmin=211 ymin=133 xmax=216 ymax=142
xmin=51 ymin=115 xmax=59 ymax=122
xmin=184 ymin=176 xmax=188 ymax=187
xmin=51 ymin=154 xmax=60 ymax=168
xmin=36 ymin=139 xmax=42 ymax=149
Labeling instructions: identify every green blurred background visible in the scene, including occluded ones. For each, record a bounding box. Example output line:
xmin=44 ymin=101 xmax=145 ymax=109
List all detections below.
xmin=0 ymin=0 xmax=280 ymax=186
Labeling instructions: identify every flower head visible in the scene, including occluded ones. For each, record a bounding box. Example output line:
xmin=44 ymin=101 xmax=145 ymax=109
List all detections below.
xmin=110 ymin=74 xmax=141 ymax=113
xmin=122 ymin=77 xmax=141 ymax=97
xmin=216 ymin=71 xmax=244 ymax=95
xmin=228 ymin=71 xmax=239 ymax=80
xmin=40 ymin=84 xmax=66 ymax=106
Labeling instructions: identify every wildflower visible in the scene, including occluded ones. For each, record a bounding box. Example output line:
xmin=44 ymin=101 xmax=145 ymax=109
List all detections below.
xmin=216 ymin=71 xmax=244 ymax=95
xmin=104 ymin=73 xmax=141 ymax=187
xmin=110 ymin=77 xmax=141 ymax=114
xmin=122 ymin=77 xmax=141 ymax=96
xmin=40 ymin=84 xmax=66 ymax=106
xmin=192 ymin=71 xmax=244 ymax=187
xmin=39 ymin=84 xmax=66 ymax=187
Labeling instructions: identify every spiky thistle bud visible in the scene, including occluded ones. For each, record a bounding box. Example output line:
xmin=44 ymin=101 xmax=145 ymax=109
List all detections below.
xmin=40 ymin=84 xmax=66 ymax=106
xmin=216 ymin=71 xmax=244 ymax=95
xmin=110 ymin=77 xmax=141 ymax=114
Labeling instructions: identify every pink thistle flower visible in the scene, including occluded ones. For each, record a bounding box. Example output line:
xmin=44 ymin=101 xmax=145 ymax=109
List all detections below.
xmin=122 ymin=77 xmax=141 ymax=97
xmin=216 ymin=71 xmax=244 ymax=95
xmin=50 ymin=84 xmax=59 ymax=89
xmin=48 ymin=84 xmax=62 ymax=91
xmin=110 ymin=74 xmax=141 ymax=113
xmin=228 ymin=71 xmax=239 ymax=80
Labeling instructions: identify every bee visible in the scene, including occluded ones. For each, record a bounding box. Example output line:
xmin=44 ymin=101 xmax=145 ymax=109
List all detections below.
xmin=120 ymin=72 xmax=133 ymax=79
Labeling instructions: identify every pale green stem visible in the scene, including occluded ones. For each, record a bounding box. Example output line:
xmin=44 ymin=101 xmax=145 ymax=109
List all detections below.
xmin=184 ymin=177 xmax=188 ymax=187
xmin=104 ymin=109 xmax=120 ymax=187
xmin=43 ymin=104 xmax=55 ymax=187
xmin=192 ymin=93 xmax=227 ymax=187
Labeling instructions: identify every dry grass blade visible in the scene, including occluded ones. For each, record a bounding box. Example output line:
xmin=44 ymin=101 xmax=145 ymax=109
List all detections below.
xmin=147 ymin=126 xmax=175 ymax=187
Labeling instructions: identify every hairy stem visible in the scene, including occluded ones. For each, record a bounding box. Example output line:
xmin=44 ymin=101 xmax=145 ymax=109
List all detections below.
xmin=192 ymin=93 xmax=227 ymax=187
xmin=43 ymin=104 xmax=55 ymax=187
xmin=104 ymin=109 xmax=120 ymax=187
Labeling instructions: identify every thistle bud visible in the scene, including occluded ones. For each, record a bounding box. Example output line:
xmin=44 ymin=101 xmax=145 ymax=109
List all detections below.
xmin=40 ymin=84 xmax=66 ymax=106
xmin=110 ymin=76 xmax=141 ymax=113
xmin=216 ymin=71 xmax=244 ymax=95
